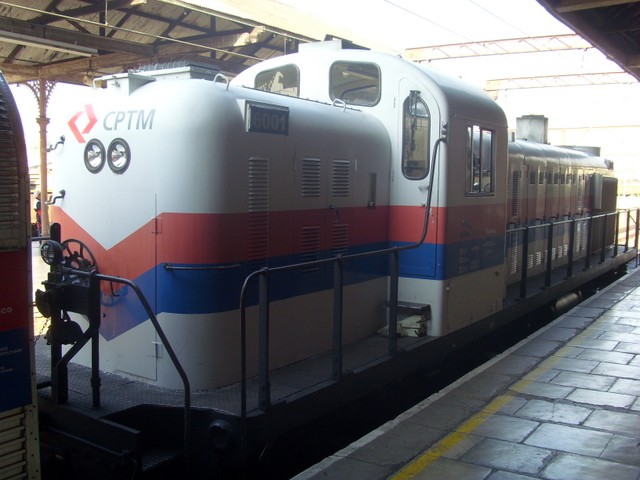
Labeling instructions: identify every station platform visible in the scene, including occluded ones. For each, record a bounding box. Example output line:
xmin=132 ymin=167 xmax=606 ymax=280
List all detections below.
xmin=294 ymin=265 xmax=640 ymax=480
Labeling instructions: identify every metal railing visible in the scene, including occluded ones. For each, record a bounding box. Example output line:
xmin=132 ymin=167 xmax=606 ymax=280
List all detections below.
xmin=35 ymin=247 xmax=192 ymax=473
xmin=238 ymin=207 xmax=639 ymax=458
xmin=507 ymin=209 xmax=639 ymax=300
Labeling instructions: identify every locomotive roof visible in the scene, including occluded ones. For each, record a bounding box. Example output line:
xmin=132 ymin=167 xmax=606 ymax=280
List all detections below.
xmin=233 ymin=41 xmax=506 ymax=127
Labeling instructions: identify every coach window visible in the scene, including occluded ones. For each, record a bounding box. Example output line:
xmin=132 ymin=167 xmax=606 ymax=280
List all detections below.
xmin=466 ymin=126 xmax=495 ymax=194
xmin=255 ymin=64 xmax=300 ymax=97
xmin=401 ymin=91 xmax=430 ymax=180
xmin=330 ymin=62 xmax=380 ymax=106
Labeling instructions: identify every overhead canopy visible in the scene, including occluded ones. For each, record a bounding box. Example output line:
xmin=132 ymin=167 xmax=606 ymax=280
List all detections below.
xmin=536 ymin=0 xmax=640 ymax=82
xmin=0 ymin=0 xmax=637 ymax=86
xmin=0 ymin=0 xmax=321 ymax=85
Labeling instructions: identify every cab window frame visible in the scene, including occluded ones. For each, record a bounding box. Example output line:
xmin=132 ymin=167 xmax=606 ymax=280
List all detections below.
xmin=254 ymin=64 xmax=300 ymax=97
xmin=401 ymin=91 xmax=430 ymax=180
xmin=466 ymin=125 xmax=495 ymax=195
xmin=329 ymin=61 xmax=381 ymax=107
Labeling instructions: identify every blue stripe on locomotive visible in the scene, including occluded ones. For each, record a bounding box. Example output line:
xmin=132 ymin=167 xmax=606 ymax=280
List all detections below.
xmin=98 ymin=235 xmax=505 ymax=340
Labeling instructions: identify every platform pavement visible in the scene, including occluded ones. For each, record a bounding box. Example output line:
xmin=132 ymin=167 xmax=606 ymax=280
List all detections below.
xmin=294 ymin=265 xmax=640 ymax=480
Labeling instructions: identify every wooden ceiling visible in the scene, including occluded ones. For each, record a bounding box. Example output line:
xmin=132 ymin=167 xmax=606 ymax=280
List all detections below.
xmin=0 ymin=0 xmax=313 ymax=85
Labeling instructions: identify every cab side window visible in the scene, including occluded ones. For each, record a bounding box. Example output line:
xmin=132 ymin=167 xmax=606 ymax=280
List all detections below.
xmin=466 ymin=126 xmax=495 ymax=194
xmin=401 ymin=91 xmax=430 ymax=180
xmin=255 ymin=64 xmax=300 ymax=97
xmin=330 ymin=62 xmax=380 ymax=106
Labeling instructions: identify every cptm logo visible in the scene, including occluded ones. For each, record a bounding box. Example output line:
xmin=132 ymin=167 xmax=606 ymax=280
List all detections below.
xmin=68 ymin=104 xmax=97 ymax=143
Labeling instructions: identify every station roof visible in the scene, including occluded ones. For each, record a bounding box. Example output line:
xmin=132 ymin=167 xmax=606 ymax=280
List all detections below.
xmin=0 ymin=0 xmax=638 ymax=86
xmin=536 ymin=0 xmax=640 ymax=82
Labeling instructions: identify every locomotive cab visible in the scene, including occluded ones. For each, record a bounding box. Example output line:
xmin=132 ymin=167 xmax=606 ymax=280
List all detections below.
xmin=235 ymin=41 xmax=510 ymax=336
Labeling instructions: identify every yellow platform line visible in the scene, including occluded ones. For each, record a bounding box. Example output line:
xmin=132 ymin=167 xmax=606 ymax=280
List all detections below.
xmin=389 ymin=319 xmax=603 ymax=480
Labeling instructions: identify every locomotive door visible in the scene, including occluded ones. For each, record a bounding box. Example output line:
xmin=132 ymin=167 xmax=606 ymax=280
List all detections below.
xmin=394 ymin=78 xmax=441 ymax=279
xmin=107 ymin=191 xmax=158 ymax=381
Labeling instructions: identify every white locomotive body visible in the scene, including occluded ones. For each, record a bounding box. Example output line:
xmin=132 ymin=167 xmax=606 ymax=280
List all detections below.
xmin=51 ymin=41 xmax=617 ymax=392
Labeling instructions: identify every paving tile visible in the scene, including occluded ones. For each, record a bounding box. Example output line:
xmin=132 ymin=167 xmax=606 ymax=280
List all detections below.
xmin=513 ymin=381 xmax=573 ymax=400
xmin=412 ymin=457 xmax=491 ymax=480
xmin=550 ymin=356 xmax=599 ymax=373
xmin=541 ymin=452 xmax=640 ymax=480
xmin=523 ymin=368 xmax=560 ymax=384
xmin=586 ymin=298 xmax=620 ymax=309
xmin=567 ymin=338 xmax=620 ymax=351
xmin=569 ymin=306 xmax=605 ymax=319
xmin=346 ymin=422 xmax=443 ymax=467
xmin=451 ymin=373 xmax=514 ymax=403
xmin=610 ymin=377 xmax=640 ymax=396
xmin=485 ymin=355 xmax=540 ymax=376
xmin=567 ymin=388 xmax=636 ymax=409
xmin=598 ymin=331 xmax=640 ymax=343
xmin=559 ymin=346 xmax=585 ymax=358
xmin=550 ymin=371 xmax=616 ymax=391
xmin=584 ymin=410 xmax=640 ymax=436
xmin=591 ymin=322 xmax=635 ymax=333
xmin=486 ymin=471 xmax=537 ymax=480
xmin=592 ymin=362 xmax=640 ymax=379
xmin=299 ymin=456 xmax=390 ymax=480
xmin=615 ymin=341 xmax=640 ymax=355
xmin=513 ymin=339 xmax=561 ymax=358
xmin=555 ymin=315 xmax=596 ymax=329
xmin=461 ymin=438 xmax=552 ymax=474
xmin=615 ymin=317 xmax=640 ymax=328
xmin=600 ymin=434 xmax=640 ymax=466
xmin=408 ymin=399 xmax=474 ymax=431
xmin=537 ymin=326 xmax=578 ymax=342
xmin=525 ymin=423 xmax=611 ymax=456
xmin=495 ymin=396 xmax=528 ymax=415
xmin=441 ymin=433 xmax=484 ymax=460
xmin=575 ymin=348 xmax=634 ymax=365
xmin=470 ymin=414 xmax=538 ymax=443
xmin=515 ymin=398 xmax=592 ymax=425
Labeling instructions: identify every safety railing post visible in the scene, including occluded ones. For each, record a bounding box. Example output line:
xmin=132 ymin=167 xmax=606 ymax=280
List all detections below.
xmin=519 ymin=226 xmax=529 ymax=300
xmin=600 ymin=213 xmax=608 ymax=263
xmin=566 ymin=218 xmax=576 ymax=278
xmin=625 ymin=210 xmax=631 ymax=252
xmin=388 ymin=249 xmax=399 ymax=356
xmin=585 ymin=215 xmax=593 ymax=270
xmin=89 ymin=272 xmax=101 ymax=409
xmin=545 ymin=222 xmax=554 ymax=288
xmin=258 ymin=270 xmax=270 ymax=411
xmin=332 ymin=256 xmax=344 ymax=381
xmin=613 ymin=212 xmax=620 ymax=257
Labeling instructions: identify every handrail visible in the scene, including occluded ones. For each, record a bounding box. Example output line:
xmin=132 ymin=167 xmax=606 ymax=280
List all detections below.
xmin=238 ymin=132 xmax=448 ymax=463
xmin=55 ymin=268 xmax=192 ymax=474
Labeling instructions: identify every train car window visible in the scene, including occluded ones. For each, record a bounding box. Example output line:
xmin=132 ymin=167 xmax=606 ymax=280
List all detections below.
xmin=401 ymin=92 xmax=430 ymax=180
xmin=329 ymin=62 xmax=380 ymax=106
xmin=466 ymin=126 xmax=495 ymax=194
xmin=255 ymin=64 xmax=300 ymax=97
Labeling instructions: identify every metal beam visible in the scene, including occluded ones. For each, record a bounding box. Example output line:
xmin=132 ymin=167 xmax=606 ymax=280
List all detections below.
xmin=405 ymin=34 xmax=592 ymax=62
xmin=485 ymin=71 xmax=634 ymax=92
xmin=0 ymin=17 xmax=154 ymax=56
